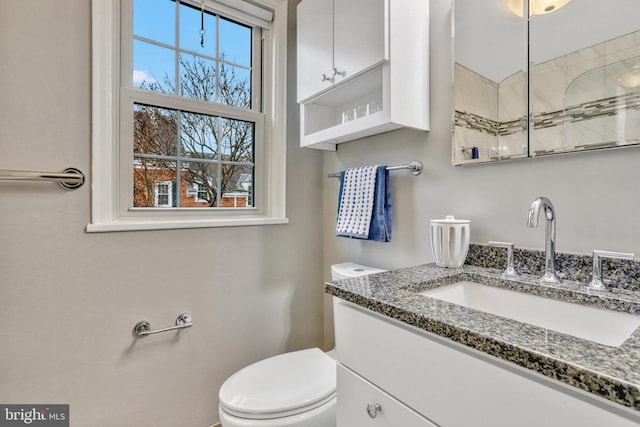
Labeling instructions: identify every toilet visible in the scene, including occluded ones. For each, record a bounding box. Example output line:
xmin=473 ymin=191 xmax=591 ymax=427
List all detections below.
xmin=218 ymin=262 xmax=385 ymax=427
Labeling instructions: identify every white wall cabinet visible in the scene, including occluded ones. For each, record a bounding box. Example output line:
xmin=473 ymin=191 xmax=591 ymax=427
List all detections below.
xmin=296 ymin=0 xmax=429 ymax=150
xmin=333 ymin=298 xmax=640 ymax=427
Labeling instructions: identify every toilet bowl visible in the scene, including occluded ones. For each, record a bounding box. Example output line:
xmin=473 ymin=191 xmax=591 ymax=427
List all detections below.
xmin=219 ymin=348 xmax=336 ymax=427
xmin=218 ymin=262 xmax=385 ymax=427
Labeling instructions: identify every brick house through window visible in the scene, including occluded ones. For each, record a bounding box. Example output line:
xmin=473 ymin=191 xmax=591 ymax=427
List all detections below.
xmin=134 ymin=162 xmax=251 ymax=208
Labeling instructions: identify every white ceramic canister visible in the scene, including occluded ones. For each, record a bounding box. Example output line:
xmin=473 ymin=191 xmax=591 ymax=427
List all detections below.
xmin=430 ymin=215 xmax=471 ymax=268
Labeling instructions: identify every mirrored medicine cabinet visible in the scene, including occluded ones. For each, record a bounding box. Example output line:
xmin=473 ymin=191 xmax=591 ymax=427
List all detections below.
xmin=452 ymin=0 xmax=640 ymax=165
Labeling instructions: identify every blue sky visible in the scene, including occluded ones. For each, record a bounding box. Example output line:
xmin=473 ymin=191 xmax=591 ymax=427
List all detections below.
xmin=132 ymin=0 xmax=251 ymax=88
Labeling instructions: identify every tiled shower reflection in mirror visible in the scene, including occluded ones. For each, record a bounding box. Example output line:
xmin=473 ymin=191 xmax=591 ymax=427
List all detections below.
xmin=453 ymin=0 xmax=640 ymax=165
xmin=452 ymin=0 xmax=528 ymax=165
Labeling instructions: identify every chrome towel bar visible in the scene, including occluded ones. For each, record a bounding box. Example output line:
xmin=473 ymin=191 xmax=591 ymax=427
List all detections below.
xmin=0 ymin=167 xmax=85 ymax=190
xmin=134 ymin=313 xmax=193 ymax=338
xmin=328 ymin=161 xmax=423 ymax=178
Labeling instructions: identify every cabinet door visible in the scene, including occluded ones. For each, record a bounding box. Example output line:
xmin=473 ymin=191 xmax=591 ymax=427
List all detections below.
xmin=337 ymin=365 xmax=437 ymax=427
xmin=333 ymin=0 xmax=387 ymax=83
xmin=296 ymin=0 xmax=334 ymax=102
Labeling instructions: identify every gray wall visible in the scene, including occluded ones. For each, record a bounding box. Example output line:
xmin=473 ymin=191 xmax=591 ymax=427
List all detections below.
xmin=322 ymin=1 xmax=640 ymax=344
xmin=0 ymin=1 xmax=323 ymax=426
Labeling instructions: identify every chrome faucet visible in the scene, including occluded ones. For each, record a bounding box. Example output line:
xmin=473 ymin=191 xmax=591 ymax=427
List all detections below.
xmin=527 ymin=197 xmax=561 ymax=284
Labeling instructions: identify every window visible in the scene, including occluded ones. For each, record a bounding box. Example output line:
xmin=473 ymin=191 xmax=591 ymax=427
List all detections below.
xmin=185 ymin=182 xmax=210 ymax=199
xmin=154 ymin=181 xmax=173 ymax=207
xmin=90 ymin=0 xmax=288 ymax=232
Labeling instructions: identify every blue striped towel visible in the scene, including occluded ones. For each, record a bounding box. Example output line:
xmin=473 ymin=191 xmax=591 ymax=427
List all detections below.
xmin=336 ymin=165 xmax=391 ymax=242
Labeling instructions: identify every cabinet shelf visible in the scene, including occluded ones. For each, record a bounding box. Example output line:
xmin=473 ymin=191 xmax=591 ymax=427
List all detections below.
xmin=301 ymin=67 xmax=392 ymax=149
xmin=302 ymin=110 xmax=397 ymax=149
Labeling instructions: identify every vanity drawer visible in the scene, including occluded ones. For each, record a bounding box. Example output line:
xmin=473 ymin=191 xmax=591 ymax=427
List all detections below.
xmin=333 ymin=298 xmax=640 ymax=427
xmin=337 ymin=365 xmax=437 ymax=427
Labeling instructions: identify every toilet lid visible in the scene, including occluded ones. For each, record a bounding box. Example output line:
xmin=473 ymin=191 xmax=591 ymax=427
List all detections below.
xmin=219 ymin=348 xmax=336 ymax=419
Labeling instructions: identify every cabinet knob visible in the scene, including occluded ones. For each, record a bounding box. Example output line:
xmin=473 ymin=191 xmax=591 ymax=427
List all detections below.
xmin=320 ymin=73 xmax=333 ymax=82
xmin=332 ymin=67 xmax=345 ymax=78
xmin=366 ymin=402 xmax=382 ymax=418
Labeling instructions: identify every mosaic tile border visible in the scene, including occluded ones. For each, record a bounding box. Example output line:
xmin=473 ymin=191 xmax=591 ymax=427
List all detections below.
xmin=454 ymin=110 xmax=525 ymax=137
xmin=534 ymin=91 xmax=640 ymax=130
xmin=456 ymin=90 xmax=640 ymax=138
xmin=454 ymin=110 xmax=499 ymax=135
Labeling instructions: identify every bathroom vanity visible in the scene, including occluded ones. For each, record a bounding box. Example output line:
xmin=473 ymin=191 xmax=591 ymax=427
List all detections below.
xmin=327 ymin=260 xmax=640 ymax=426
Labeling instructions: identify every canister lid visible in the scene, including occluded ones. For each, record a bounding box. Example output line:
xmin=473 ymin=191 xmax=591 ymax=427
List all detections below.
xmin=430 ymin=215 xmax=470 ymax=224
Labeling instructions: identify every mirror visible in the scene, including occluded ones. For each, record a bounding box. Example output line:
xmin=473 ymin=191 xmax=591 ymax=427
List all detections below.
xmin=452 ymin=0 xmax=528 ymax=164
xmin=530 ymin=0 xmax=640 ymax=155
xmin=453 ymin=0 xmax=640 ymax=165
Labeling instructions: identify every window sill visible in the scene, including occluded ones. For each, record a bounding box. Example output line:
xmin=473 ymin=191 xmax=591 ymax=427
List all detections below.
xmin=86 ymin=215 xmax=289 ymax=233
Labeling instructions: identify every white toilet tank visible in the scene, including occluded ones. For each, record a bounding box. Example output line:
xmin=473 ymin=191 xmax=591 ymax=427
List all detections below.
xmin=331 ymin=262 xmax=386 ymax=280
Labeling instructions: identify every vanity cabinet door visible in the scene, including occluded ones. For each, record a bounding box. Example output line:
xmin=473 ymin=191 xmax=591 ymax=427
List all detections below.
xmin=296 ymin=0 xmax=334 ymax=102
xmin=333 ymin=0 xmax=387 ymax=84
xmin=337 ymin=365 xmax=437 ymax=427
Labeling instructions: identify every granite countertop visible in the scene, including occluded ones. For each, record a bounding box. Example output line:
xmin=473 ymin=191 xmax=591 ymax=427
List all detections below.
xmin=325 ymin=263 xmax=640 ymax=411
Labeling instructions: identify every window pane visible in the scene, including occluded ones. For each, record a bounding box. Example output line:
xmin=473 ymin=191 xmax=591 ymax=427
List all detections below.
xmin=218 ymin=64 xmax=251 ymax=108
xmin=221 ymin=164 xmax=253 ymax=207
xmin=220 ymin=17 xmax=252 ymax=67
xmin=182 ymin=162 xmax=217 ymax=207
xmin=155 ymin=182 xmax=171 ymax=206
xmin=196 ymin=184 xmax=208 ymax=201
xmin=133 ymin=40 xmax=176 ymax=92
xmin=127 ymin=1 xmax=261 ymax=213
xmin=220 ymin=118 xmax=254 ymax=161
xmin=179 ymin=54 xmax=217 ymax=101
xmin=179 ymin=2 xmax=217 ymax=55
xmin=180 ymin=111 xmax=218 ymax=159
xmin=134 ymin=161 xmax=177 ymax=207
xmin=132 ymin=4 xmax=255 ymax=107
xmin=133 ymin=0 xmax=175 ymax=46
xmin=132 ymin=106 xmax=256 ymax=209
xmin=134 ymin=104 xmax=178 ymax=156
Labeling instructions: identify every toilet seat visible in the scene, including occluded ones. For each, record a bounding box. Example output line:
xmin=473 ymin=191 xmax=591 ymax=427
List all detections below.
xmin=219 ymin=348 xmax=336 ymax=420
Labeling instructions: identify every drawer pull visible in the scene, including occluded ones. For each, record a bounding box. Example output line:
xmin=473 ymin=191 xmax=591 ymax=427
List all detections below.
xmin=366 ymin=402 xmax=382 ymax=418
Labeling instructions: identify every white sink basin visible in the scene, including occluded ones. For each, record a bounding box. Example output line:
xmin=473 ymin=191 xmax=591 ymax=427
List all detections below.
xmin=420 ymin=281 xmax=640 ymax=347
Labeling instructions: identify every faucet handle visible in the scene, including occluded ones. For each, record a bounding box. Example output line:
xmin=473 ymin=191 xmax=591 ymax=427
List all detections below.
xmin=588 ymin=250 xmax=635 ymax=290
xmin=488 ymin=241 xmax=520 ymax=278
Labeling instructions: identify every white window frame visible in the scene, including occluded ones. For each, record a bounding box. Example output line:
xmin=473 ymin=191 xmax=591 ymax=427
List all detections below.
xmin=89 ymin=0 xmax=288 ymax=232
xmin=154 ymin=181 xmax=173 ymax=207
xmin=195 ymin=183 xmax=210 ymax=203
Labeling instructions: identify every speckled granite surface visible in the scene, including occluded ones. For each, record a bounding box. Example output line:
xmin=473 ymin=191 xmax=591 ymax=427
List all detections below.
xmin=325 ymin=262 xmax=640 ymax=411
xmin=467 ymin=243 xmax=640 ymax=291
